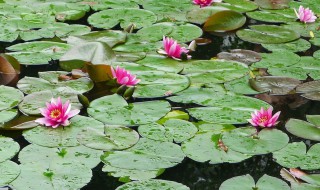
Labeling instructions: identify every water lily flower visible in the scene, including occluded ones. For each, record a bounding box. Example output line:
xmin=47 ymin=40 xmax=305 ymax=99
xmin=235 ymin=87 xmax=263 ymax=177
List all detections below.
xmin=111 ymin=66 xmax=140 ymax=86
xmin=193 ymin=0 xmax=221 ymax=7
xmin=294 ymin=5 xmax=317 ymax=23
xmin=158 ymin=36 xmax=191 ymax=60
xmin=35 ymin=97 xmax=80 ymax=128
xmin=248 ymin=107 xmax=280 ymax=128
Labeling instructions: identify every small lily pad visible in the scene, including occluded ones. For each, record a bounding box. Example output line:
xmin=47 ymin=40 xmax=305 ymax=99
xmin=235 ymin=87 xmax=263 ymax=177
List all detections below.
xmin=0 ymin=85 xmax=24 ymax=111
xmin=285 ymin=117 xmax=320 ymax=141
xmin=204 ymin=10 xmax=246 ymax=32
xmin=222 ymin=127 xmax=289 ymax=155
xmin=220 ymin=174 xmax=290 ymax=190
xmin=0 ymin=109 xmax=18 ymax=124
xmin=115 ymin=179 xmax=190 ymax=190
xmin=273 ymin=142 xmax=320 ymax=170
xmin=88 ymin=94 xmax=171 ymax=125
xmin=262 ymin=39 xmax=311 ymax=53
xmin=0 ymin=136 xmax=20 ymax=163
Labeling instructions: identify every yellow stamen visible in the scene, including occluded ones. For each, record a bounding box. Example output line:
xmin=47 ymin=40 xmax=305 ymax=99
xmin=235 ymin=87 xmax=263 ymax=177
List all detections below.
xmin=50 ymin=109 xmax=61 ymax=119
xmin=258 ymin=116 xmax=268 ymax=123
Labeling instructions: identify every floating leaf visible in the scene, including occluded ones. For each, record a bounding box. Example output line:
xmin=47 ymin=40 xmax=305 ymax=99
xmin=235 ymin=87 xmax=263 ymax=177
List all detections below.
xmin=77 ymin=126 xmax=139 ymax=151
xmin=273 ymin=142 xmax=320 ymax=170
xmin=254 ymin=0 xmax=291 ymax=9
xmin=0 ymin=85 xmax=24 ymax=111
xmin=204 ymin=10 xmax=246 ymax=32
xmin=115 ymin=179 xmax=190 ymax=190
xmin=222 ymin=127 xmax=289 ymax=155
xmin=187 ymin=6 xmax=229 ymax=24
xmin=88 ymin=94 xmax=171 ymax=125
xmin=246 ymin=10 xmax=295 ymax=23
xmin=219 ymin=0 xmax=258 ymax=13
xmin=0 ymin=161 xmax=20 ymax=187
xmin=224 ymin=75 xmax=262 ymax=95
xmin=262 ymin=39 xmax=311 ymax=53
xmin=251 ymin=51 xmax=300 ymax=69
xmin=0 ymin=109 xmax=18 ymax=124
xmin=217 ymin=49 xmax=261 ymax=65
xmin=296 ymin=80 xmax=320 ymax=101
xmin=136 ymin=54 xmax=184 ymax=73
xmin=237 ymin=25 xmax=299 ymax=44
xmin=285 ymin=116 xmax=320 ymax=141
xmin=0 ymin=136 xmax=19 ymax=163
xmin=220 ymin=174 xmax=290 ymax=190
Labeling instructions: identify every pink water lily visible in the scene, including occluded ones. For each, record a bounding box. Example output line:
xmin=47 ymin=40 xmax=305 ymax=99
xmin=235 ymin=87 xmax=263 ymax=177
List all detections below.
xmin=111 ymin=66 xmax=140 ymax=86
xmin=158 ymin=36 xmax=191 ymax=60
xmin=193 ymin=0 xmax=221 ymax=7
xmin=294 ymin=5 xmax=317 ymax=23
xmin=248 ymin=107 xmax=280 ymax=128
xmin=35 ymin=97 xmax=80 ymax=128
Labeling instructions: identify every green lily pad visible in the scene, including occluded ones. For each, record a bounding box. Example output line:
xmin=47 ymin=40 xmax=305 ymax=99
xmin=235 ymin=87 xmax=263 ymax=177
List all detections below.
xmin=133 ymin=71 xmax=190 ymax=98
xmin=0 ymin=161 xmax=20 ymax=187
xmin=88 ymin=8 xmax=157 ymax=29
xmin=310 ymin=38 xmax=320 ymax=47
xmin=115 ymin=179 xmax=190 ymax=190
xmin=219 ymin=0 xmax=258 ymax=13
xmin=237 ymin=25 xmax=299 ymax=44
xmin=6 ymin=41 xmax=71 ymax=65
xmin=182 ymin=59 xmax=249 ymax=85
xmin=18 ymin=88 xmax=82 ymax=116
xmin=262 ymin=39 xmax=311 ymax=53
xmin=314 ymin=50 xmax=320 ymax=59
xmin=249 ymin=76 xmax=301 ymax=95
xmin=101 ymin=138 xmax=185 ymax=171
xmin=222 ymin=127 xmax=289 ymax=155
xmin=187 ymin=6 xmax=229 ymax=25
xmin=89 ymin=0 xmax=139 ymax=10
xmin=273 ymin=142 xmax=320 ymax=170
xmin=23 ymin=115 xmax=104 ymax=147
xmin=138 ymin=119 xmax=198 ymax=143
xmin=167 ymin=23 xmax=203 ymax=43
xmin=113 ymin=41 xmax=162 ymax=53
xmin=0 ymin=109 xmax=18 ymax=123
xmin=246 ymin=10 xmax=295 ymax=23
xmin=220 ymin=174 xmax=290 ymax=190
xmin=19 ymin=144 xmax=102 ymax=169
xmin=182 ymin=126 xmax=252 ymax=164
xmin=187 ymin=95 xmax=270 ymax=124
xmin=17 ymin=71 xmax=94 ymax=94
xmin=0 ymin=85 xmax=24 ymax=111
xmin=217 ymin=49 xmax=261 ymax=65
xmin=129 ymin=22 xmax=173 ymax=43
xmin=251 ymin=51 xmax=300 ymax=69
xmin=88 ymin=94 xmax=171 ymax=125
xmin=224 ymin=75 xmax=262 ymax=95
xmin=116 ymin=52 xmax=146 ymax=62
xmin=296 ymin=80 xmax=320 ymax=101
xmin=204 ymin=10 xmax=246 ymax=32
xmin=292 ymin=183 xmax=320 ymax=190
xmin=254 ymin=0 xmax=291 ymax=9
xmin=136 ymin=54 xmax=184 ymax=73
xmin=11 ymin=160 xmax=92 ymax=190
xmin=0 ymin=114 xmax=38 ymax=131
xmin=65 ymin=30 xmax=127 ymax=48
xmin=77 ymin=126 xmax=139 ymax=151
xmin=282 ymin=22 xmax=320 ymax=38
xmin=285 ymin=117 xmax=320 ymax=141
xmin=0 ymin=136 xmax=20 ymax=163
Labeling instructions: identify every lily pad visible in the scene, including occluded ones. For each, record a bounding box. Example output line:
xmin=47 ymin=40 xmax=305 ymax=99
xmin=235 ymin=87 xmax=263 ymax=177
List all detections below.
xmin=0 ymin=136 xmax=20 ymax=163
xmin=17 ymin=71 xmax=94 ymax=94
xmin=88 ymin=94 xmax=171 ymax=125
xmin=249 ymin=76 xmax=301 ymax=95
xmin=138 ymin=119 xmax=198 ymax=143
xmin=251 ymin=51 xmax=300 ymax=69
xmin=167 ymin=23 xmax=203 ymax=43
xmin=23 ymin=115 xmax=104 ymax=147
xmin=273 ymin=142 xmax=320 ymax=170
xmin=285 ymin=116 xmax=320 ymax=141
xmin=0 ymin=161 xmax=20 ymax=187
xmin=217 ymin=49 xmax=261 ymax=65
xmin=115 ymin=179 xmax=190 ymax=190
xmin=262 ymin=39 xmax=311 ymax=53
xmin=219 ymin=0 xmax=258 ymax=13
xmin=224 ymin=75 xmax=262 ymax=95
xmin=133 ymin=71 xmax=190 ymax=98
xmin=88 ymin=8 xmax=157 ymax=29
xmin=220 ymin=174 xmax=290 ymax=190
xmin=19 ymin=144 xmax=102 ymax=169
xmin=246 ymin=10 xmax=295 ymax=23
xmin=77 ymin=126 xmax=139 ymax=151
xmin=282 ymin=22 xmax=320 ymax=38
xmin=254 ymin=0 xmax=291 ymax=9
xmin=222 ymin=127 xmax=289 ymax=155
xmin=0 ymin=109 xmax=18 ymax=124
xmin=101 ymin=138 xmax=185 ymax=171
xmin=296 ymin=80 xmax=320 ymax=101
xmin=237 ymin=25 xmax=299 ymax=44
xmin=0 ymin=85 xmax=24 ymax=111
xmin=204 ymin=10 xmax=246 ymax=32
xmin=186 ymin=6 xmax=229 ymax=25
xmin=136 ymin=54 xmax=184 ymax=73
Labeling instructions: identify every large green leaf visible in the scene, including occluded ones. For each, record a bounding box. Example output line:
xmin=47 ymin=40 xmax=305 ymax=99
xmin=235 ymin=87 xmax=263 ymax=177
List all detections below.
xmin=220 ymin=174 xmax=290 ymax=190
xmin=285 ymin=116 xmax=320 ymax=141
xmin=251 ymin=51 xmax=300 ymax=68
xmin=224 ymin=75 xmax=262 ymax=95
xmin=254 ymin=0 xmax=291 ymax=9
xmin=262 ymin=39 xmax=311 ymax=53
xmin=222 ymin=127 xmax=289 ymax=155
xmin=273 ymin=142 xmax=320 ymax=170
xmin=237 ymin=25 xmax=299 ymax=44
xmin=0 ymin=109 xmax=18 ymax=123
xmin=136 ymin=54 xmax=184 ymax=73
xmin=187 ymin=6 xmax=229 ymax=24
xmin=219 ymin=0 xmax=258 ymax=13
xmin=115 ymin=179 xmax=190 ymax=190
xmin=0 ymin=85 xmax=24 ymax=111
xmin=88 ymin=94 xmax=171 ymax=125
xmin=246 ymin=10 xmax=295 ymax=23
xmin=0 ymin=161 xmax=20 ymax=186
xmin=204 ymin=10 xmax=246 ymax=32
xmin=0 ymin=136 xmax=20 ymax=163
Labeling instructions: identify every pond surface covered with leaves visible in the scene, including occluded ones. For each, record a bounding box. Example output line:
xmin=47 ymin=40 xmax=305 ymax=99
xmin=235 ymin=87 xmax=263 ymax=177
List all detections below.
xmin=0 ymin=0 xmax=320 ymax=189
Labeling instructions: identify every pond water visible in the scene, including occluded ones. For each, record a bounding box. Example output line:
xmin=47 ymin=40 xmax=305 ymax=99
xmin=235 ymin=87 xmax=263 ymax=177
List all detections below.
xmin=1 ymin=0 xmax=320 ymax=190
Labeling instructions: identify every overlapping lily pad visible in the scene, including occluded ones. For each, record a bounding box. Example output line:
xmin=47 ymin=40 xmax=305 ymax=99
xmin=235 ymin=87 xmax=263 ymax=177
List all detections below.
xmin=286 ymin=116 xmax=320 ymax=141
xmin=88 ymin=94 xmax=171 ymax=125
xmin=101 ymin=138 xmax=185 ymax=181
xmin=219 ymin=0 xmax=258 ymax=12
xmin=222 ymin=127 xmax=289 ymax=155
xmin=0 ymin=161 xmax=20 ymax=187
xmin=138 ymin=119 xmax=198 ymax=143
xmin=88 ymin=8 xmax=157 ymax=29
xmin=262 ymin=39 xmax=311 ymax=53
xmin=0 ymin=136 xmax=20 ymax=163
xmin=186 ymin=6 xmax=229 ymax=24
xmin=23 ymin=115 xmax=104 ymax=147
xmin=0 ymin=85 xmax=24 ymax=111
xmin=220 ymin=174 xmax=290 ymax=190
xmin=273 ymin=142 xmax=320 ymax=170
xmin=296 ymin=80 xmax=320 ymax=101
xmin=255 ymin=0 xmax=291 ymax=9
xmin=246 ymin=10 xmax=295 ymax=23
xmin=251 ymin=51 xmax=300 ymax=69
xmin=17 ymin=71 xmax=94 ymax=94
xmin=204 ymin=10 xmax=246 ymax=32
xmin=224 ymin=75 xmax=262 ymax=95
xmin=237 ymin=25 xmax=299 ymax=44
xmin=115 ymin=179 xmax=190 ymax=190
xmin=0 ymin=109 xmax=18 ymax=123
xmin=136 ymin=54 xmax=184 ymax=73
